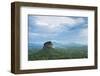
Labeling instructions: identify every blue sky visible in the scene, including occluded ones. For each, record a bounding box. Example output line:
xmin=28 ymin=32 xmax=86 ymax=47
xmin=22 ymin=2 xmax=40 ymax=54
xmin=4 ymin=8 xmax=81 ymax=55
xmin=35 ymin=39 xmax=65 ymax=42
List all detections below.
xmin=28 ymin=15 xmax=88 ymax=45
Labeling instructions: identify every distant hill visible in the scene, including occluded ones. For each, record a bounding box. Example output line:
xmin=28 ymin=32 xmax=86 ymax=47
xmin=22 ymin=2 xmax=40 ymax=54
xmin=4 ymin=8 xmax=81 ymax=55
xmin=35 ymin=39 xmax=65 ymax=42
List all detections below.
xmin=28 ymin=42 xmax=88 ymax=60
xmin=28 ymin=47 xmax=88 ymax=60
xmin=53 ymin=42 xmax=87 ymax=48
xmin=28 ymin=42 xmax=88 ymax=49
xmin=28 ymin=43 xmax=42 ymax=49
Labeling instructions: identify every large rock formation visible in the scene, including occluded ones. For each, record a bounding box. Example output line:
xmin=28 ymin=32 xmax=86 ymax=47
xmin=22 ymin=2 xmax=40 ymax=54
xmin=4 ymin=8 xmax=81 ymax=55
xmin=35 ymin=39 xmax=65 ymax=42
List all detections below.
xmin=43 ymin=41 xmax=53 ymax=49
xmin=29 ymin=41 xmax=66 ymax=60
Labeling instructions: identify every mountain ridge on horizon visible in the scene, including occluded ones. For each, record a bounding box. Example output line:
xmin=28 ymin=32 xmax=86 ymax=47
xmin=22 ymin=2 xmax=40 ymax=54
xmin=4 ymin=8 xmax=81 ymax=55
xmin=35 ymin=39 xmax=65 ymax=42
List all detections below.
xmin=28 ymin=41 xmax=88 ymax=49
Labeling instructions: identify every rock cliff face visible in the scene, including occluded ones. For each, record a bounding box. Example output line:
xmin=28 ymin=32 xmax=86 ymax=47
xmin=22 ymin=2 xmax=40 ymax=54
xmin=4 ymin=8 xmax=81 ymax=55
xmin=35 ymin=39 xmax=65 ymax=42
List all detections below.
xmin=43 ymin=41 xmax=53 ymax=49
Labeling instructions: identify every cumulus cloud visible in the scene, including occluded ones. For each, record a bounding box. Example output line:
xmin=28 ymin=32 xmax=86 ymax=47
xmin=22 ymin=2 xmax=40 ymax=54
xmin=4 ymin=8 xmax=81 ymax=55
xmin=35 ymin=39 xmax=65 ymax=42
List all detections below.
xmin=28 ymin=16 xmax=86 ymax=33
xmin=29 ymin=32 xmax=57 ymax=38
xmin=35 ymin=16 xmax=85 ymax=28
xmin=80 ymin=28 xmax=88 ymax=38
xmin=79 ymin=28 xmax=88 ymax=43
xmin=28 ymin=15 xmax=88 ymax=44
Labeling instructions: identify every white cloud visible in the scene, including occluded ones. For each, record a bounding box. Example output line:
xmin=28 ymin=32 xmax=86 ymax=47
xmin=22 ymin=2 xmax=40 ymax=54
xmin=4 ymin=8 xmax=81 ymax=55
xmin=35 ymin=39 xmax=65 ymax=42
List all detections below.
xmin=35 ymin=16 xmax=85 ymax=26
xmin=29 ymin=32 xmax=58 ymax=38
xmin=29 ymin=32 xmax=40 ymax=36
xmin=80 ymin=28 xmax=88 ymax=38
xmin=33 ymin=16 xmax=86 ymax=33
xmin=78 ymin=28 xmax=88 ymax=44
xmin=29 ymin=16 xmax=88 ymax=45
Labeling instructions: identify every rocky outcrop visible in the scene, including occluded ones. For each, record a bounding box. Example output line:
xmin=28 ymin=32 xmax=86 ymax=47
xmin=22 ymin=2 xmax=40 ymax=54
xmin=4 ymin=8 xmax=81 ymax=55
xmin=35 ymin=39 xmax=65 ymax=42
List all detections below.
xmin=43 ymin=41 xmax=53 ymax=49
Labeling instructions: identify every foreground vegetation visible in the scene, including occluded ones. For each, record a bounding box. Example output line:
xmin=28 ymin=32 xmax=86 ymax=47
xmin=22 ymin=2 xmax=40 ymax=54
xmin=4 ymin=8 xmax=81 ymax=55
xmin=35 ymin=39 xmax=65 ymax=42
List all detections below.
xmin=28 ymin=47 xmax=88 ymax=61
